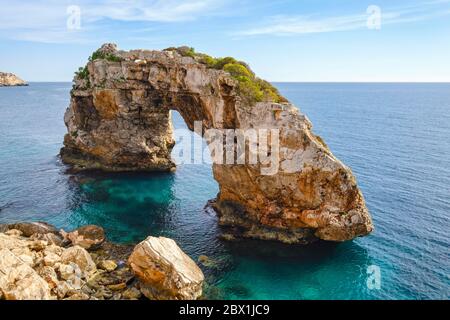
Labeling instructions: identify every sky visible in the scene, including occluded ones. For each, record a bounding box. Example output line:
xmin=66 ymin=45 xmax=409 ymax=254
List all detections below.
xmin=0 ymin=0 xmax=449 ymax=82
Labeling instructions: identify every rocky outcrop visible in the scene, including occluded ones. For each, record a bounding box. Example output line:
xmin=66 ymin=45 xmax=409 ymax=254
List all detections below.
xmin=61 ymin=43 xmax=373 ymax=243
xmin=1 ymin=221 xmax=58 ymax=237
xmin=128 ymin=236 xmax=204 ymax=300
xmin=0 ymin=72 xmax=27 ymax=86
xmin=0 ymin=222 xmax=203 ymax=300
xmin=60 ymin=225 xmax=105 ymax=250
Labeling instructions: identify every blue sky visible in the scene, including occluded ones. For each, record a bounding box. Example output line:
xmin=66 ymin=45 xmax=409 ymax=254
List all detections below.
xmin=0 ymin=0 xmax=449 ymax=82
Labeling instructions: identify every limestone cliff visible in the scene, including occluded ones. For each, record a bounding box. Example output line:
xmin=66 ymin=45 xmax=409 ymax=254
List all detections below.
xmin=61 ymin=43 xmax=373 ymax=243
xmin=0 ymin=72 xmax=27 ymax=86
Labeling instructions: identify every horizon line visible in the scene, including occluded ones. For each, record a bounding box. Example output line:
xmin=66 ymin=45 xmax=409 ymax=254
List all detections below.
xmin=21 ymin=81 xmax=450 ymax=84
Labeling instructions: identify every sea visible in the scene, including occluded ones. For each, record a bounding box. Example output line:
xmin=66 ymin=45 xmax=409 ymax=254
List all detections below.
xmin=0 ymin=82 xmax=449 ymax=300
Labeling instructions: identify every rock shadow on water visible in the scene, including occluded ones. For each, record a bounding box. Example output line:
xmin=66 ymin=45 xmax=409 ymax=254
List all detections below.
xmin=221 ymin=238 xmax=346 ymax=263
xmin=209 ymin=238 xmax=375 ymax=300
xmin=62 ymin=170 xmax=179 ymax=244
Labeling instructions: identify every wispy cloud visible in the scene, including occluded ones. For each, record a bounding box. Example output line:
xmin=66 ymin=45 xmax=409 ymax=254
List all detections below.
xmin=0 ymin=0 xmax=228 ymax=43
xmin=1 ymin=0 xmax=449 ymax=44
xmin=86 ymin=0 xmax=226 ymax=22
xmin=237 ymin=1 xmax=450 ymax=36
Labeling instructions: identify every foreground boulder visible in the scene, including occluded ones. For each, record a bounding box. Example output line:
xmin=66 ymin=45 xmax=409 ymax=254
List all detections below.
xmin=61 ymin=43 xmax=373 ymax=243
xmin=128 ymin=236 xmax=204 ymax=300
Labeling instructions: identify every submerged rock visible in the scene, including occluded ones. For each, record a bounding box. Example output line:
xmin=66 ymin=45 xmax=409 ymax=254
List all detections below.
xmin=61 ymin=43 xmax=373 ymax=243
xmin=0 ymin=72 xmax=27 ymax=87
xmin=198 ymin=255 xmax=219 ymax=269
xmin=128 ymin=236 xmax=204 ymax=300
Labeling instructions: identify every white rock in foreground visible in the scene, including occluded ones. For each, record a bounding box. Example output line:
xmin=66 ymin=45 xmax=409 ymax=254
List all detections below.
xmin=128 ymin=236 xmax=204 ymax=300
xmin=0 ymin=248 xmax=52 ymax=300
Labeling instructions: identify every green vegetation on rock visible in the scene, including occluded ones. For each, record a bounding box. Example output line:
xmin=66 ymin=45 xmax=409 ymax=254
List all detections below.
xmin=75 ymin=46 xmax=286 ymax=104
xmin=89 ymin=49 xmax=123 ymax=62
xmin=75 ymin=48 xmax=123 ymax=84
xmin=74 ymin=66 xmax=91 ymax=88
xmin=164 ymin=46 xmax=287 ymax=104
xmin=75 ymin=66 xmax=89 ymax=80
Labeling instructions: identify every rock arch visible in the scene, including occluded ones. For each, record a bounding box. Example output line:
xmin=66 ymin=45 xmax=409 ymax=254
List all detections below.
xmin=61 ymin=44 xmax=373 ymax=243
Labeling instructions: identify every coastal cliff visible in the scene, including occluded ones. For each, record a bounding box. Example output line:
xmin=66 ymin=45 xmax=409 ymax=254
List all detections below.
xmin=61 ymin=43 xmax=373 ymax=243
xmin=0 ymin=72 xmax=27 ymax=86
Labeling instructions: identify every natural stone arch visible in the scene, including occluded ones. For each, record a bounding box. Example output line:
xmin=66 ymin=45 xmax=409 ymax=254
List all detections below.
xmin=61 ymin=44 xmax=373 ymax=243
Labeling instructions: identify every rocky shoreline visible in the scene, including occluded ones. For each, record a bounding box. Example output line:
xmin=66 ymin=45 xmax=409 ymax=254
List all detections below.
xmin=0 ymin=72 xmax=27 ymax=87
xmin=0 ymin=222 xmax=204 ymax=300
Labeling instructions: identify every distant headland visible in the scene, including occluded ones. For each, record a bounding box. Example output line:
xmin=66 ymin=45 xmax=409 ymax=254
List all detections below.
xmin=0 ymin=72 xmax=28 ymax=86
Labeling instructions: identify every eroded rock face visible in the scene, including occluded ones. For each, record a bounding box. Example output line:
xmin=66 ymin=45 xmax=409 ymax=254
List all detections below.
xmin=0 ymin=72 xmax=27 ymax=86
xmin=128 ymin=236 xmax=204 ymax=300
xmin=61 ymin=43 xmax=373 ymax=243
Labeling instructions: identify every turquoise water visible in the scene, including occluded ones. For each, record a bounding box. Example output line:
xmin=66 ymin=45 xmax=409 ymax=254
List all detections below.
xmin=0 ymin=82 xmax=449 ymax=300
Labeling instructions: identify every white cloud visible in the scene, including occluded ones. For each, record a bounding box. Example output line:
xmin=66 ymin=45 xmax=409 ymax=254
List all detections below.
xmin=1 ymin=0 xmax=449 ymax=43
xmin=237 ymin=1 xmax=450 ymax=36
xmin=86 ymin=0 xmax=223 ymax=22
xmin=0 ymin=0 xmax=227 ymax=43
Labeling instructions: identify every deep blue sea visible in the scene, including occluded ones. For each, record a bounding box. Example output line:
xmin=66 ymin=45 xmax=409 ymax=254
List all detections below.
xmin=0 ymin=82 xmax=449 ymax=300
